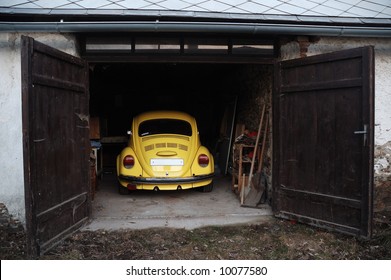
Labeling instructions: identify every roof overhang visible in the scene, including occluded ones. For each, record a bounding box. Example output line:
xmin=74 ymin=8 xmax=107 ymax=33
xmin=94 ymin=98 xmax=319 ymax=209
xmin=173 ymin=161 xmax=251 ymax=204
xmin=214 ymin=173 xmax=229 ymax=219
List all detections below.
xmin=1 ymin=21 xmax=391 ymax=37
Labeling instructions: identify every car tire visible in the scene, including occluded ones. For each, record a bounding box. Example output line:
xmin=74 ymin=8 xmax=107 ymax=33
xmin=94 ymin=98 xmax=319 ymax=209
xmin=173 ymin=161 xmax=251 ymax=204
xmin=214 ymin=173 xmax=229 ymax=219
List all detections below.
xmin=200 ymin=182 xmax=213 ymax=192
xmin=118 ymin=184 xmax=129 ymax=195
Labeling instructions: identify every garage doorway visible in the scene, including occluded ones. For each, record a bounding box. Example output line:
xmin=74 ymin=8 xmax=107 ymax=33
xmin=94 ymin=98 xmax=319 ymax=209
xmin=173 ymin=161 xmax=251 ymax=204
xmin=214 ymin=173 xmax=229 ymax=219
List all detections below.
xmin=87 ymin=61 xmax=274 ymax=231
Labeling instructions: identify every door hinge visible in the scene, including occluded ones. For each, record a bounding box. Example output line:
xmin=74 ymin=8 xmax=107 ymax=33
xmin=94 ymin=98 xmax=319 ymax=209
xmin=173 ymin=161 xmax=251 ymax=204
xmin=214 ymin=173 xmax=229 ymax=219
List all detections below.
xmin=354 ymin=124 xmax=368 ymax=146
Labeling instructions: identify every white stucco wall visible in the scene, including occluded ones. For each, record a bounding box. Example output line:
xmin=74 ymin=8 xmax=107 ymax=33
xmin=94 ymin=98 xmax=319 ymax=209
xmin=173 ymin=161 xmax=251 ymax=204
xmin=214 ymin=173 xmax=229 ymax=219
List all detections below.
xmin=0 ymin=32 xmax=78 ymax=224
xmin=280 ymin=37 xmax=391 ymax=147
xmin=1 ymin=33 xmax=391 ymax=222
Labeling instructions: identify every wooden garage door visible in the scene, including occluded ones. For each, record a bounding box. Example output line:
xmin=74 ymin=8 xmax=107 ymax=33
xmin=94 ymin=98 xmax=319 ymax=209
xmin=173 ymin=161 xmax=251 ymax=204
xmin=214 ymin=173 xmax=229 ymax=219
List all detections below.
xmin=22 ymin=36 xmax=90 ymax=255
xmin=273 ymin=47 xmax=374 ymax=238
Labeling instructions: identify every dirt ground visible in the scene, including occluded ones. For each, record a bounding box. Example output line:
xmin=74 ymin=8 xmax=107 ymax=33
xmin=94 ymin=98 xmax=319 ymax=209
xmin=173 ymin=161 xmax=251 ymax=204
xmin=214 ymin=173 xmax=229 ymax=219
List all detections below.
xmin=1 ymin=211 xmax=391 ymax=260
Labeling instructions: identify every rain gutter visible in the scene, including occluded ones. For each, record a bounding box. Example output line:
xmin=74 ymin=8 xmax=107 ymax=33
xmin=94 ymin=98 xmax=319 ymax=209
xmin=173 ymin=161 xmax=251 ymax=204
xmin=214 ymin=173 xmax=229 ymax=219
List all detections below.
xmin=1 ymin=21 xmax=391 ymax=37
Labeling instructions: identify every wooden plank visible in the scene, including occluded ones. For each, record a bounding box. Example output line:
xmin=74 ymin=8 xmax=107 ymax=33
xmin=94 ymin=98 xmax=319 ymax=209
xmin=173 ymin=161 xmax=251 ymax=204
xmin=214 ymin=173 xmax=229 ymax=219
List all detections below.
xmin=82 ymin=54 xmax=276 ymax=64
xmin=281 ymin=78 xmax=362 ymax=93
xmin=280 ymin=47 xmax=365 ymax=69
xmin=272 ymin=60 xmax=281 ymax=213
xmin=360 ymin=46 xmax=375 ymax=237
xmin=21 ymin=36 xmax=38 ymax=257
xmin=245 ymin=105 xmax=266 ymax=192
xmin=276 ymin=211 xmax=361 ymax=236
xmin=89 ymin=117 xmax=101 ymax=139
xmin=32 ymin=74 xmax=85 ymax=93
xmin=39 ymin=217 xmax=89 ymax=255
xmin=258 ymin=113 xmax=269 ymax=175
xmin=234 ymin=123 xmax=245 ymax=139
xmin=34 ymin=39 xmax=85 ymax=67
xmin=279 ymin=185 xmax=361 ymax=208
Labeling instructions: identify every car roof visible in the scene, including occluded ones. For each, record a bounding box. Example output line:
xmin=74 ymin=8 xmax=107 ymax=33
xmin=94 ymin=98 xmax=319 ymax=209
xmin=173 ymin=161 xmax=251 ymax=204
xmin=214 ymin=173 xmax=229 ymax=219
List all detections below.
xmin=134 ymin=111 xmax=195 ymax=124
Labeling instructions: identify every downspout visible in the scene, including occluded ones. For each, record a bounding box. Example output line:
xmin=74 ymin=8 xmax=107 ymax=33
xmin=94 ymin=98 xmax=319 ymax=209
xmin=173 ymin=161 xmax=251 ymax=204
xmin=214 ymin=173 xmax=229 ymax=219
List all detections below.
xmin=0 ymin=21 xmax=391 ymax=37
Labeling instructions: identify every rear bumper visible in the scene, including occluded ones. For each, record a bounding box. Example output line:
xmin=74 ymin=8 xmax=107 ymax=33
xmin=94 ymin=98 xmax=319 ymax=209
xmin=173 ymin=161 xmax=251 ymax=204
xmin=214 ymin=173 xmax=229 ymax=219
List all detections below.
xmin=118 ymin=173 xmax=214 ymax=184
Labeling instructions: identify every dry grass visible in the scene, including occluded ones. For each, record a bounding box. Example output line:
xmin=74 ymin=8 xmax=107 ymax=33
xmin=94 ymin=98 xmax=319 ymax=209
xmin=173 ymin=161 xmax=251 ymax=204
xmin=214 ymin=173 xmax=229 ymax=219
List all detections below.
xmin=2 ymin=213 xmax=391 ymax=260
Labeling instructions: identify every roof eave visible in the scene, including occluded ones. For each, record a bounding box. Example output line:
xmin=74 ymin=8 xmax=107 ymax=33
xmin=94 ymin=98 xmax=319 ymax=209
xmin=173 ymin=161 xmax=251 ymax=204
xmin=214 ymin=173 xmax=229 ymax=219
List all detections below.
xmin=1 ymin=21 xmax=391 ymax=37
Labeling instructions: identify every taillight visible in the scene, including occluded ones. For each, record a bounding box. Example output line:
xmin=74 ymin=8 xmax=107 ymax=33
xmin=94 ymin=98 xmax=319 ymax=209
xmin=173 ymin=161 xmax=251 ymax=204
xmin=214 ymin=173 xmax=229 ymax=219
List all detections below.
xmin=198 ymin=154 xmax=209 ymax=167
xmin=123 ymin=155 xmax=134 ymax=169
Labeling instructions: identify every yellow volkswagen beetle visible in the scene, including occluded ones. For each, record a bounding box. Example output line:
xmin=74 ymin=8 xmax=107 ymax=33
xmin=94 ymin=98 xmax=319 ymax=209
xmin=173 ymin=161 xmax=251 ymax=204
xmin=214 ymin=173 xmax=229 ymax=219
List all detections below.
xmin=116 ymin=111 xmax=214 ymax=194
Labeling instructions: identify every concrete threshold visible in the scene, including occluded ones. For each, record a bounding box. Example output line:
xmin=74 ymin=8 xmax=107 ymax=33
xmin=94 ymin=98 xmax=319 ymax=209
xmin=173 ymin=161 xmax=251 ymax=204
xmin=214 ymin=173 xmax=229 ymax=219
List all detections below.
xmin=83 ymin=173 xmax=272 ymax=231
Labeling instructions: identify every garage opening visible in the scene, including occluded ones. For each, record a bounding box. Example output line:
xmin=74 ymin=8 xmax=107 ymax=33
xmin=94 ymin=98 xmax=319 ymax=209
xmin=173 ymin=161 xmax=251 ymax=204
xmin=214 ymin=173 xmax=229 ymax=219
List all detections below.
xmin=87 ymin=61 xmax=274 ymax=229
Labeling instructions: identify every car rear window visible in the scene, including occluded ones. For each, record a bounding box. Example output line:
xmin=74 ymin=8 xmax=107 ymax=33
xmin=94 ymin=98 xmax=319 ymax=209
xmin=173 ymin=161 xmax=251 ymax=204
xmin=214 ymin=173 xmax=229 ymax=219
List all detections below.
xmin=139 ymin=119 xmax=193 ymax=137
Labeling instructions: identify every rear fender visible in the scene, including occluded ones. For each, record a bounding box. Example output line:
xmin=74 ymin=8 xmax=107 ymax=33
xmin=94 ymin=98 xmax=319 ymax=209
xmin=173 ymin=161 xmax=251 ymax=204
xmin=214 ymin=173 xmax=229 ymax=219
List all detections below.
xmin=117 ymin=147 xmax=143 ymax=177
xmin=191 ymin=146 xmax=214 ymax=176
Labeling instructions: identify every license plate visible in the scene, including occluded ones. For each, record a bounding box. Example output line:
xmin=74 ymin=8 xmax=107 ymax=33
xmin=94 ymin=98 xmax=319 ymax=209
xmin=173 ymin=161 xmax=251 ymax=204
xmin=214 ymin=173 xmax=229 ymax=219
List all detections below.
xmin=150 ymin=158 xmax=184 ymax=166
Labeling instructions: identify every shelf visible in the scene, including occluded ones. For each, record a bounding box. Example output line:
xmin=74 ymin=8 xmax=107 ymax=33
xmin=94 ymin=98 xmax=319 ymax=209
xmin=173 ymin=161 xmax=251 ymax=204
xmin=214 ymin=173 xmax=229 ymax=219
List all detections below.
xmin=231 ymin=142 xmax=260 ymax=194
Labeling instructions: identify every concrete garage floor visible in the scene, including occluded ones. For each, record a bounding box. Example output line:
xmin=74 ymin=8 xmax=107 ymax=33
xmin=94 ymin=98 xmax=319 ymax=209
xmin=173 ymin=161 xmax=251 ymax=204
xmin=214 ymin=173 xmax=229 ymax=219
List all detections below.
xmin=84 ymin=173 xmax=273 ymax=231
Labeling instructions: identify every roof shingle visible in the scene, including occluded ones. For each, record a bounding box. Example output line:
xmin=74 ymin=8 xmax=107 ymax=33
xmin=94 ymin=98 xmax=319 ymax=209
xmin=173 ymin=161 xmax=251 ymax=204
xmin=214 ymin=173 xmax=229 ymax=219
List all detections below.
xmin=0 ymin=0 xmax=390 ymax=18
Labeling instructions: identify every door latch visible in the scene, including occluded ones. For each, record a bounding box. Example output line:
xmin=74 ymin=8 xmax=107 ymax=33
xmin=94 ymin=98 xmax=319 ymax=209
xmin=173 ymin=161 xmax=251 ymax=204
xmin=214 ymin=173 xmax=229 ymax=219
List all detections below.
xmin=354 ymin=124 xmax=368 ymax=146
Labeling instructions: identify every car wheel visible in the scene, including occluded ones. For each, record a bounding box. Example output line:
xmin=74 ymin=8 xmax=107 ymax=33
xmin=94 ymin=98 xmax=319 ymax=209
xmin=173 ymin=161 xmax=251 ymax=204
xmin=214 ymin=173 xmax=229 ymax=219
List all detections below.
xmin=118 ymin=184 xmax=129 ymax=195
xmin=200 ymin=182 xmax=213 ymax=193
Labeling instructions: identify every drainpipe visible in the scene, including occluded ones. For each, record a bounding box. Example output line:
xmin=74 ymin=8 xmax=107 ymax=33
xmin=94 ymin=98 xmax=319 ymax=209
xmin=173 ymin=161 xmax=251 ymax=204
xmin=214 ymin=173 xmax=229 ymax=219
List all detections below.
xmin=0 ymin=21 xmax=391 ymax=37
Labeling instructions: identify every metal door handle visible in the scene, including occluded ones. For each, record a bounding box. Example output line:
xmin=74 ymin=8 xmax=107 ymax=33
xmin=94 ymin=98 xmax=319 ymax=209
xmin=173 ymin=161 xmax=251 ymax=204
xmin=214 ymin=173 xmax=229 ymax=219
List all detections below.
xmin=354 ymin=124 xmax=368 ymax=146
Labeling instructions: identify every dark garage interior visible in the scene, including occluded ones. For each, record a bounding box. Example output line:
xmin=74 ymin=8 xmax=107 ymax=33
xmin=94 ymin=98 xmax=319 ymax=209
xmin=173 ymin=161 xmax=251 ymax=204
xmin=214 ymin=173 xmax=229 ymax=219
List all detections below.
xmin=88 ymin=63 xmax=273 ymax=175
xmin=85 ymin=61 xmax=274 ymax=232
